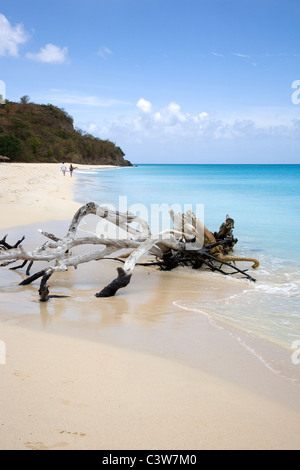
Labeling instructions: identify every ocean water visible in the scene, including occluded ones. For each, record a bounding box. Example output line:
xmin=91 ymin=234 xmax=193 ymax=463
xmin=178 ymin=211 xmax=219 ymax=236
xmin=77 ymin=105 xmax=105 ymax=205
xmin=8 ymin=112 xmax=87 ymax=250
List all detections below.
xmin=74 ymin=164 xmax=300 ymax=352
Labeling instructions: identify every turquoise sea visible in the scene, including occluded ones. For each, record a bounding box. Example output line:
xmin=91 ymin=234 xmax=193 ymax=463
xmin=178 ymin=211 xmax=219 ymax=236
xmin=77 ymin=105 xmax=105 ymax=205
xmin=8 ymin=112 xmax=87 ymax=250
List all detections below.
xmin=74 ymin=164 xmax=300 ymax=354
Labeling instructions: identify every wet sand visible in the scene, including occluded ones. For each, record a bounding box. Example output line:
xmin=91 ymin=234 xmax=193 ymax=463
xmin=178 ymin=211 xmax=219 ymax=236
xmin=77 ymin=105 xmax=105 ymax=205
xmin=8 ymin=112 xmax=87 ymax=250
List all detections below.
xmin=0 ymin=163 xmax=300 ymax=450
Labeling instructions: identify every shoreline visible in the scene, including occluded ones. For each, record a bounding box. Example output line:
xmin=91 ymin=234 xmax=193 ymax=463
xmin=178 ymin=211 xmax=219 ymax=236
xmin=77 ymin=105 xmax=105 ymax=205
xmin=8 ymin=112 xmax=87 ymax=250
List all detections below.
xmin=1 ymin=163 xmax=300 ymax=450
xmin=0 ymin=162 xmax=118 ymax=229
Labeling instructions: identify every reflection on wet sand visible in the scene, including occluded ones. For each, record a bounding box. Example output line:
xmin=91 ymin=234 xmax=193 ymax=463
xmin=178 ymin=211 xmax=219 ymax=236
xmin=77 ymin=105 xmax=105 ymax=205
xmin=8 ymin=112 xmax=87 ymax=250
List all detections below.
xmin=34 ymin=262 xmax=231 ymax=330
xmin=0 ymin=218 xmax=247 ymax=335
xmin=0 ymin=240 xmax=239 ymax=343
xmin=1 ymin=221 xmax=300 ymax=404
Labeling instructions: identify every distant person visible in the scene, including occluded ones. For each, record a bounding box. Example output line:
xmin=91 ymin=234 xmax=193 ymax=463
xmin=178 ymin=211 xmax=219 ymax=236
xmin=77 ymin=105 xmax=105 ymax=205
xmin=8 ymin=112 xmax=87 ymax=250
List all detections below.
xmin=69 ymin=163 xmax=74 ymax=177
xmin=61 ymin=162 xmax=67 ymax=176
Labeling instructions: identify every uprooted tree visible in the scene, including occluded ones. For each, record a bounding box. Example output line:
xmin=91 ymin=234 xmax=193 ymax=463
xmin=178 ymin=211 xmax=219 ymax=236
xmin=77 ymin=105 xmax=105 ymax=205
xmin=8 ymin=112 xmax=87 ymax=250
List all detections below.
xmin=0 ymin=202 xmax=259 ymax=301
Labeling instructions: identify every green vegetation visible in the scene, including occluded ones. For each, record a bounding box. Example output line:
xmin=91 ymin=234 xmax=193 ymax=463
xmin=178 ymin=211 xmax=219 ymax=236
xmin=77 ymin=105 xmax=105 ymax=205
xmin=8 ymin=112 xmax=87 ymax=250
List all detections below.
xmin=0 ymin=134 xmax=23 ymax=158
xmin=0 ymin=98 xmax=131 ymax=166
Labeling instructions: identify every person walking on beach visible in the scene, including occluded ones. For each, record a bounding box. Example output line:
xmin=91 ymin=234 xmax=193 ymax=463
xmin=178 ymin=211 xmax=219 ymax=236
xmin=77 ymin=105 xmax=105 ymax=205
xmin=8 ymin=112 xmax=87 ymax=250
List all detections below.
xmin=69 ymin=163 xmax=74 ymax=177
xmin=61 ymin=162 xmax=67 ymax=176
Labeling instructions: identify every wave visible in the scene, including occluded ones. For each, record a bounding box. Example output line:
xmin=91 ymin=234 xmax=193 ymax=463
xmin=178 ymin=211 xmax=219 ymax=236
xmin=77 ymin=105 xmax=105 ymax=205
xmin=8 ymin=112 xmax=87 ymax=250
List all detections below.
xmin=173 ymin=299 xmax=300 ymax=383
xmin=253 ymin=282 xmax=300 ymax=298
xmin=74 ymin=171 xmax=99 ymax=175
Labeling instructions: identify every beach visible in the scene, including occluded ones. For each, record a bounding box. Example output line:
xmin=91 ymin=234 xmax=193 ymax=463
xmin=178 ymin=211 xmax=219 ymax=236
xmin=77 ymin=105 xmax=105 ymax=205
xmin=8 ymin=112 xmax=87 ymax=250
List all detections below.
xmin=1 ymin=163 xmax=300 ymax=450
xmin=0 ymin=163 xmax=117 ymax=229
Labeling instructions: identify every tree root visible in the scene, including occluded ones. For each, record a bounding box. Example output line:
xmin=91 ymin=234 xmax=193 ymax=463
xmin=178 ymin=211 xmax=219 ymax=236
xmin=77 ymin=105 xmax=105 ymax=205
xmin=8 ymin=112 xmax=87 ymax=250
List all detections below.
xmin=0 ymin=204 xmax=260 ymax=301
xmin=96 ymin=267 xmax=132 ymax=298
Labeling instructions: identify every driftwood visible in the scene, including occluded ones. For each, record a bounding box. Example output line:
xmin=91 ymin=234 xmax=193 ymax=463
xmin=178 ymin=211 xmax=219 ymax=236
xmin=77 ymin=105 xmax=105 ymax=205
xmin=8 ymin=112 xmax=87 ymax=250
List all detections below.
xmin=0 ymin=203 xmax=259 ymax=301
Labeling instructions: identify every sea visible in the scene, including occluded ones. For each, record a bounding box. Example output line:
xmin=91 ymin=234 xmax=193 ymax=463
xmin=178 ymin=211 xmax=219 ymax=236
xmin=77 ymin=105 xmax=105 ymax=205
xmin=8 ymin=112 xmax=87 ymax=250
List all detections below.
xmin=74 ymin=164 xmax=300 ymax=356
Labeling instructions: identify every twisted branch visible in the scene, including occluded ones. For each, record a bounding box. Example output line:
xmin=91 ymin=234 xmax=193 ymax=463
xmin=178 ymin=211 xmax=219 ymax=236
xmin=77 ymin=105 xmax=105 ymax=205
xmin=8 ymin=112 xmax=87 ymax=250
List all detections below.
xmin=0 ymin=203 xmax=259 ymax=301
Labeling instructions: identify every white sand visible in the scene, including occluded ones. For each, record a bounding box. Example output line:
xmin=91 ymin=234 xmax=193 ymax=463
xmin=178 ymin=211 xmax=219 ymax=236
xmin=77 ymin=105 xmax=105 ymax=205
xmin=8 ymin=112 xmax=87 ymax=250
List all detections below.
xmin=1 ymin=322 xmax=300 ymax=450
xmin=0 ymin=163 xmax=300 ymax=450
xmin=0 ymin=163 xmax=115 ymax=229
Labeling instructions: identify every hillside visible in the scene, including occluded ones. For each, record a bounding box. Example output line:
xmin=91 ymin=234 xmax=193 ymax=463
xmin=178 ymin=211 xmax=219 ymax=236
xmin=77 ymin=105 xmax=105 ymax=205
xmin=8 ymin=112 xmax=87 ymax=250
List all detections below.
xmin=0 ymin=99 xmax=132 ymax=166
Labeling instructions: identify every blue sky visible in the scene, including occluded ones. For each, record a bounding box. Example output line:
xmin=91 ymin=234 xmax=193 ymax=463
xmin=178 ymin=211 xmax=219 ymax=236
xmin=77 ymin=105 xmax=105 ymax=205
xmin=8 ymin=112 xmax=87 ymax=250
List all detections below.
xmin=0 ymin=0 xmax=299 ymax=163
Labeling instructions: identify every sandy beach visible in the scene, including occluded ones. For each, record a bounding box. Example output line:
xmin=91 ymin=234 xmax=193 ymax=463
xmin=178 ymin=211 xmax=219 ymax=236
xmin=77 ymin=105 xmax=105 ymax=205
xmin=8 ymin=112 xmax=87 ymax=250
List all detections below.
xmin=1 ymin=163 xmax=300 ymax=450
xmin=0 ymin=163 xmax=117 ymax=229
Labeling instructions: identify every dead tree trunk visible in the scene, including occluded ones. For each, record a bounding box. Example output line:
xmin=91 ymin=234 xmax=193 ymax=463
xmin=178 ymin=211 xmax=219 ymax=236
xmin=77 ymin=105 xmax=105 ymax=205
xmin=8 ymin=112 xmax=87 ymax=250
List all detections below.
xmin=0 ymin=203 xmax=259 ymax=301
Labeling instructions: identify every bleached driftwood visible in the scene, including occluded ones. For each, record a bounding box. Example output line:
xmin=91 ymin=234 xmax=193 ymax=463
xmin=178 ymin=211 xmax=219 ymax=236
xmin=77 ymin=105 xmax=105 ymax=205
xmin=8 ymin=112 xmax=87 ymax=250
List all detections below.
xmin=0 ymin=203 xmax=259 ymax=301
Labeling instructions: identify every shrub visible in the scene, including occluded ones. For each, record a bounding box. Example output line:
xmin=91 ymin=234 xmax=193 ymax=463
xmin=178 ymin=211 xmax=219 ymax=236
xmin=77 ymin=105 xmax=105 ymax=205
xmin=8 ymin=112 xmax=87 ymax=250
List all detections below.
xmin=29 ymin=136 xmax=40 ymax=154
xmin=0 ymin=134 xmax=23 ymax=159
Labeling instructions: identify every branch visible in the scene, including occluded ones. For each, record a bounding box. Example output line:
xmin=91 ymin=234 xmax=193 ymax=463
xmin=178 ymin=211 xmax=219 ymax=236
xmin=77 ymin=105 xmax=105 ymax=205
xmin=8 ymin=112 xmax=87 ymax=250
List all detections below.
xmin=0 ymin=235 xmax=25 ymax=250
xmin=96 ymin=267 xmax=132 ymax=297
xmin=0 ymin=205 xmax=260 ymax=300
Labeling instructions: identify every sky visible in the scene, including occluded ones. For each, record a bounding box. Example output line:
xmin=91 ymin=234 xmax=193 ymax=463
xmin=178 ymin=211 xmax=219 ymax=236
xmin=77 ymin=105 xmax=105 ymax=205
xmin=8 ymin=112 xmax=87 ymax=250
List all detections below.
xmin=0 ymin=0 xmax=299 ymax=164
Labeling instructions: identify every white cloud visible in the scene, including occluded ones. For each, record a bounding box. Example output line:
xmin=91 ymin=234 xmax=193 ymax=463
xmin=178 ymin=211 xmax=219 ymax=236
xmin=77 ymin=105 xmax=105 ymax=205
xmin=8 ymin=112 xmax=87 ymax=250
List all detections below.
xmin=98 ymin=46 xmax=113 ymax=58
xmin=154 ymin=102 xmax=187 ymax=127
xmin=82 ymin=99 xmax=300 ymax=148
xmin=0 ymin=13 xmax=28 ymax=56
xmin=34 ymin=89 xmax=132 ymax=107
xmin=137 ymin=98 xmax=152 ymax=113
xmin=233 ymin=52 xmax=250 ymax=58
xmin=26 ymin=43 xmax=68 ymax=64
xmin=54 ymin=93 xmax=112 ymax=106
xmin=212 ymin=52 xmax=224 ymax=57
xmin=199 ymin=112 xmax=208 ymax=120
